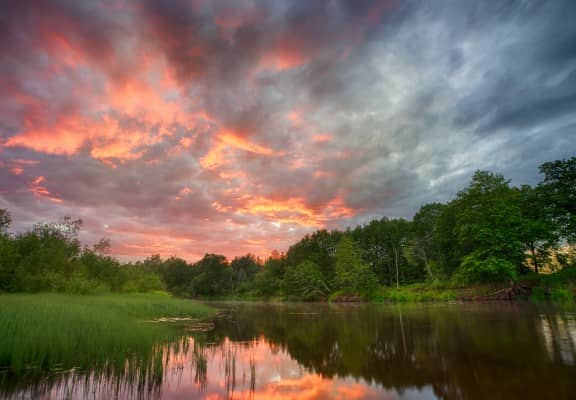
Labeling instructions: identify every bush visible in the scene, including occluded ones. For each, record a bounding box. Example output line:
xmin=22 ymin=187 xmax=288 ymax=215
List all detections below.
xmin=530 ymin=286 xmax=547 ymax=302
xmin=550 ymin=288 xmax=574 ymax=304
xmin=63 ymin=275 xmax=109 ymax=295
xmin=283 ymin=261 xmax=329 ymax=301
xmin=456 ymin=254 xmax=517 ymax=284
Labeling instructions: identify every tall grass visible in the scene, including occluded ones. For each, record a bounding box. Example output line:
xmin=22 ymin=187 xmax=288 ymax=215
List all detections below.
xmin=0 ymin=293 xmax=214 ymax=398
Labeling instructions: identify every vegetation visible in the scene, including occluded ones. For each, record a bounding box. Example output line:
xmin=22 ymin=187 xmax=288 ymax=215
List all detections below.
xmin=0 ymin=293 xmax=214 ymax=396
xmin=0 ymin=157 xmax=574 ymax=302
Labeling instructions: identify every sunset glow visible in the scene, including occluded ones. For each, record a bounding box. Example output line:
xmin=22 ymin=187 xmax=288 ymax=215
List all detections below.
xmin=1 ymin=0 xmax=573 ymax=260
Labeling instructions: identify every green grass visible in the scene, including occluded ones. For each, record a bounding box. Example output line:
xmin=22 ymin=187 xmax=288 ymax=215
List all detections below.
xmin=550 ymin=288 xmax=574 ymax=304
xmin=0 ymin=293 xmax=215 ymax=396
xmin=369 ymin=284 xmax=457 ymax=303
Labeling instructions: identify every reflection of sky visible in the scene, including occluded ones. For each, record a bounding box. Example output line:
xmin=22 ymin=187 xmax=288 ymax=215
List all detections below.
xmin=539 ymin=313 xmax=576 ymax=366
xmin=161 ymin=337 xmax=438 ymax=400
xmin=46 ymin=336 xmax=438 ymax=400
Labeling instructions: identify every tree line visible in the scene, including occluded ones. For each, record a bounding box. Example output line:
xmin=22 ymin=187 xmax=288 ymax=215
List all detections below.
xmin=0 ymin=157 xmax=574 ymax=299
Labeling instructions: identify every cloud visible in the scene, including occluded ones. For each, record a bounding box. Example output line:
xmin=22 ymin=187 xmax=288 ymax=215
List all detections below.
xmin=1 ymin=0 xmax=575 ymax=259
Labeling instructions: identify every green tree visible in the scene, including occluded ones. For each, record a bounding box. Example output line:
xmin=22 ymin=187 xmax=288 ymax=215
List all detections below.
xmin=253 ymin=253 xmax=286 ymax=298
xmin=188 ymin=254 xmax=231 ymax=297
xmin=0 ymin=210 xmax=16 ymax=291
xmin=152 ymin=256 xmax=194 ymax=295
xmin=453 ymin=171 xmax=523 ymax=282
xmin=286 ymin=230 xmax=341 ymax=285
xmin=230 ymin=254 xmax=259 ymax=293
xmin=283 ymin=260 xmax=329 ymax=300
xmin=334 ymin=236 xmax=378 ymax=294
xmin=517 ymin=185 xmax=560 ymax=273
xmin=0 ymin=209 xmax=11 ymax=235
xmin=412 ymin=203 xmax=446 ymax=280
xmin=538 ymin=157 xmax=576 ymax=243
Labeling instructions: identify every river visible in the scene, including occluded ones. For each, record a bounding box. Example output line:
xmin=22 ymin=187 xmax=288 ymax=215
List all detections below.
xmin=2 ymin=302 xmax=576 ymax=399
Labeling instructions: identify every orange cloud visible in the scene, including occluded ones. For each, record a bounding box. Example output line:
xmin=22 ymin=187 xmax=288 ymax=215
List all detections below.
xmin=10 ymin=167 xmax=23 ymax=175
xmin=236 ymin=196 xmax=356 ymax=228
xmin=219 ymin=131 xmax=275 ymax=156
xmin=28 ymin=176 xmax=63 ymax=203
xmin=312 ymin=134 xmax=333 ymax=143
xmin=258 ymin=32 xmax=311 ymax=72
xmin=201 ymin=130 xmax=277 ymax=170
xmin=5 ymin=117 xmax=87 ymax=155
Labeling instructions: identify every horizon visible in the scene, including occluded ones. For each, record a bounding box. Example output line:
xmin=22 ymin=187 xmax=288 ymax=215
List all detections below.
xmin=1 ymin=0 xmax=575 ymax=261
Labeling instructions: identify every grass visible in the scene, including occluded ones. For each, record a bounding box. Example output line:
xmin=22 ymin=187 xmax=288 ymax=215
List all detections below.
xmin=369 ymin=283 xmax=457 ymax=303
xmin=0 ymin=293 xmax=215 ymax=396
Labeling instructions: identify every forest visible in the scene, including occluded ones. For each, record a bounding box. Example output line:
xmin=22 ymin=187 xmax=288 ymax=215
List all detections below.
xmin=0 ymin=157 xmax=574 ymax=301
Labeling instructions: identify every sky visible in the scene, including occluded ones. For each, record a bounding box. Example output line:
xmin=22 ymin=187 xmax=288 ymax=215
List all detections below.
xmin=1 ymin=0 xmax=575 ymax=261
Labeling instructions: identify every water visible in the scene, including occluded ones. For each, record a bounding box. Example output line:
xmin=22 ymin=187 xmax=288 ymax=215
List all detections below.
xmin=2 ymin=302 xmax=576 ymax=399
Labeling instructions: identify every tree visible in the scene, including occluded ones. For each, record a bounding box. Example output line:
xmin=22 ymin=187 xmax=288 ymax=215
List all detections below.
xmin=517 ymin=185 xmax=559 ymax=274
xmin=334 ymin=236 xmax=378 ymax=294
xmin=383 ymin=218 xmax=415 ymax=287
xmin=286 ymin=230 xmax=341 ymax=285
xmin=283 ymin=261 xmax=329 ymax=300
xmin=0 ymin=210 xmax=16 ymax=291
xmin=0 ymin=209 xmax=11 ymax=235
xmin=92 ymin=238 xmax=112 ymax=254
xmin=230 ymin=254 xmax=259 ymax=293
xmin=453 ymin=171 xmax=523 ymax=282
xmin=538 ymin=157 xmax=576 ymax=243
xmin=352 ymin=221 xmax=388 ymax=285
xmin=412 ymin=203 xmax=445 ymax=280
xmin=153 ymin=256 xmax=194 ymax=295
xmin=253 ymin=253 xmax=286 ymax=298
xmin=188 ymin=254 xmax=231 ymax=297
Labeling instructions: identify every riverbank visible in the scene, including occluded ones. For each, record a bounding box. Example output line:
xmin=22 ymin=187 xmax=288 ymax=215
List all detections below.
xmin=0 ymin=293 xmax=215 ymax=375
xmin=349 ymin=271 xmax=576 ymax=304
xmin=195 ymin=270 xmax=576 ymax=304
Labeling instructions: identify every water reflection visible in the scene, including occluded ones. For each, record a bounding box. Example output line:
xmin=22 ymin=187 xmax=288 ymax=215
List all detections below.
xmin=2 ymin=303 xmax=576 ymax=399
xmin=539 ymin=313 xmax=576 ymax=366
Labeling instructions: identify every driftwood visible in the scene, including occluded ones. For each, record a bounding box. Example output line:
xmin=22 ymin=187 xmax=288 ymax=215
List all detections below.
xmin=474 ymin=280 xmax=533 ymax=301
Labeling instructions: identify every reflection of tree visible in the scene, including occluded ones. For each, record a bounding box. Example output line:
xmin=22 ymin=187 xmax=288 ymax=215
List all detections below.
xmin=210 ymin=303 xmax=576 ymax=400
xmin=539 ymin=314 xmax=576 ymax=366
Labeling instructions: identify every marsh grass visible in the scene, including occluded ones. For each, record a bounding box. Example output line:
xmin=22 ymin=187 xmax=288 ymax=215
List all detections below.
xmin=0 ymin=293 xmax=214 ymax=398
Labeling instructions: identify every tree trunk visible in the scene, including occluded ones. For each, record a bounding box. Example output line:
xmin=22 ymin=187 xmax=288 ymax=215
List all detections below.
xmin=423 ymin=248 xmax=434 ymax=280
xmin=393 ymin=246 xmax=399 ymax=288
xmin=530 ymin=244 xmax=539 ymax=274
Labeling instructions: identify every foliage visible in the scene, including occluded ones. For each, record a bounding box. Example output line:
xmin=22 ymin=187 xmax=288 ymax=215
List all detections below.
xmin=538 ymin=157 xmax=576 ymax=242
xmin=231 ymin=254 xmax=259 ymax=293
xmin=0 ymin=216 xmax=165 ymax=295
xmin=518 ymin=185 xmax=560 ymax=274
xmin=530 ymin=286 xmax=547 ymax=302
xmin=456 ymin=254 xmax=517 ymax=283
xmin=412 ymin=203 xmax=445 ymax=280
xmin=452 ymin=171 xmax=526 ymax=281
xmin=334 ymin=236 xmax=378 ymax=294
xmin=0 ymin=209 xmax=11 ymax=235
xmin=550 ymin=288 xmax=574 ymax=304
xmin=188 ymin=254 xmax=231 ymax=297
xmin=282 ymin=260 xmax=329 ymax=300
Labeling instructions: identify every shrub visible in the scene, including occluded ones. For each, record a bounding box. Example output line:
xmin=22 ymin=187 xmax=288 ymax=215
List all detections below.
xmin=530 ymin=286 xmax=547 ymax=302
xmin=550 ymin=288 xmax=574 ymax=304
xmin=456 ymin=254 xmax=517 ymax=284
xmin=283 ymin=261 xmax=329 ymax=301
